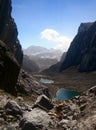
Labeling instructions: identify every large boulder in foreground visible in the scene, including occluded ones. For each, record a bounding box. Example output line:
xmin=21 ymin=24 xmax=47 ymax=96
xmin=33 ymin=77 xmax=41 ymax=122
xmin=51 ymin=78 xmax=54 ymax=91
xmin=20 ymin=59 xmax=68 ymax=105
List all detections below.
xmin=0 ymin=40 xmax=20 ymax=93
xmin=0 ymin=0 xmax=23 ymax=93
xmin=4 ymin=100 xmax=23 ymax=116
xmin=60 ymin=22 xmax=96 ymax=72
xmin=19 ymin=108 xmax=52 ymax=130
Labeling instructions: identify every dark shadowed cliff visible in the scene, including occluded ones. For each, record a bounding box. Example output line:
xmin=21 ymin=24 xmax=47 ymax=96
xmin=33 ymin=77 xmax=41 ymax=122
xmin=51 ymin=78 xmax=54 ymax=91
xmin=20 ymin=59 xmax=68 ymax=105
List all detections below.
xmin=60 ymin=22 xmax=96 ymax=72
xmin=0 ymin=0 xmax=23 ymax=93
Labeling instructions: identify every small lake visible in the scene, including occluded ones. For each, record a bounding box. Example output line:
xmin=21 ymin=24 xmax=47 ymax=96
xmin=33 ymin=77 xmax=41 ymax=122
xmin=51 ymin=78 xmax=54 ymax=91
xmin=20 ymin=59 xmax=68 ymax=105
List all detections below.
xmin=40 ymin=78 xmax=54 ymax=84
xmin=56 ymin=88 xmax=81 ymax=101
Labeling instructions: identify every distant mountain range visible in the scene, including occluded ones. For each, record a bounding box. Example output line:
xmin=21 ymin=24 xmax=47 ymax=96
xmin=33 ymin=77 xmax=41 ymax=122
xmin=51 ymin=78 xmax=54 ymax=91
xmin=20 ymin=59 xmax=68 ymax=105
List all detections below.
xmin=24 ymin=21 xmax=96 ymax=74
xmin=23 ymin=46 xmax=63 ymax=72
xmin=23 ymin=45 xmax=63 ymax=61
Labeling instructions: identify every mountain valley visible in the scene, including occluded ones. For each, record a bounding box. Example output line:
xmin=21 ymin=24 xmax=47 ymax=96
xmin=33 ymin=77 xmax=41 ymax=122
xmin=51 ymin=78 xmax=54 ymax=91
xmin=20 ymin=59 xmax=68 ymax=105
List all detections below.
xmin=0 ymin=0 xmax=96 ymax=130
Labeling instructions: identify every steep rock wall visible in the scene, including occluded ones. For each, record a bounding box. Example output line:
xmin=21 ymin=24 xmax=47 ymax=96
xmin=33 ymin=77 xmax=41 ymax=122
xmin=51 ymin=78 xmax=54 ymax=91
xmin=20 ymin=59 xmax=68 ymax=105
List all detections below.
xmin=0 ymin=0 xmax=23 ymax=93
xmin=60 ymin=22 xmax=96 ymax=72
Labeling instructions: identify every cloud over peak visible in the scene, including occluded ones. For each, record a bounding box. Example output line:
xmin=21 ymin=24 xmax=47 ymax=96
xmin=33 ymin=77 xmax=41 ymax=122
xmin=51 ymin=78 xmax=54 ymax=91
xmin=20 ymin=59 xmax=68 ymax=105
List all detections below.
xmin=41 ymin=29 xmax=59 ymax=41
xmin=40 ymin=29 xmax=72 ymax=52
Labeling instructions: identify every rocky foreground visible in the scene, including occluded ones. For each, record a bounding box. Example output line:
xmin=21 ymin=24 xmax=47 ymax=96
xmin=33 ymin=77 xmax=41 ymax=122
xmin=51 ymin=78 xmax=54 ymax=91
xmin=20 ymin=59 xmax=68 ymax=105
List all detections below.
xmin=0 ymin=86 xmax=96 ymax=130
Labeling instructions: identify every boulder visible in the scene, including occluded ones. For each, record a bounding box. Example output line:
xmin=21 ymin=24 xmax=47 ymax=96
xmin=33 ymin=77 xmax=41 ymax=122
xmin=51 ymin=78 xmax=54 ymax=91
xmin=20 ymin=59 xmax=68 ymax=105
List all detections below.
xmin=19 ymin=119 xmax=37 ymax=130
xmin=33 ymin=95 xmax=54 ymax=111
xmin=4 ymin=100 xmax=23 ymax=116
xmin=80 ymin=103 xmax=87 ymax=111
xmin=19 ymin=108 xmax=52 ymax=130
xmin=87 ymin=86 xmax=96 ymax=96
xmin=0 ymin=40 xmax=20 ymax=93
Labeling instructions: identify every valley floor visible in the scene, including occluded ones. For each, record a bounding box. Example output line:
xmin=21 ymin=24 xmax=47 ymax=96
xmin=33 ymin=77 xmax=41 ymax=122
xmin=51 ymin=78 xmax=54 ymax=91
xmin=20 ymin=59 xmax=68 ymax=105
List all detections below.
xmin=43 ymin=68 xmax=96 ymax=98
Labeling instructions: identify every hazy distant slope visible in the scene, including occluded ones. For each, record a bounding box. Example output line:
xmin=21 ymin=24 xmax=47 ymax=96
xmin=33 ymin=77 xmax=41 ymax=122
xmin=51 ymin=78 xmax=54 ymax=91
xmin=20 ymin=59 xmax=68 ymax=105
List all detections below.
xmin=23 ymin=45 xmax=63 ymax=71
xmin=23 ymin=45 xmax=62 ymax=60
xmin=23 ymin=45 xmax=48 ymax=55
xmin=22 ymin=55 xmax=40 ymax=74
xmin=42 ymin=52 xmax=66 ymax=73
xmin=25 ymin=55 xmax=58 ymax=71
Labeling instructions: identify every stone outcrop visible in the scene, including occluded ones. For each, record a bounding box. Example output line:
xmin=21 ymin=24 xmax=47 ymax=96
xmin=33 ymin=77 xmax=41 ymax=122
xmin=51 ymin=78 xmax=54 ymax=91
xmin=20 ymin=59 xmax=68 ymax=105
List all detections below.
xmin=5 ymin=100 xmax=23 ymax=116
xmin=32 ymin=95 xmax=54 ymax=111
xmin=0 ymin=0 xmax=23 ymax=93
xmin=16 ymin=69 xmax=51 ymax=98
xmin=60 ymin=21 xmax=96 ymax=72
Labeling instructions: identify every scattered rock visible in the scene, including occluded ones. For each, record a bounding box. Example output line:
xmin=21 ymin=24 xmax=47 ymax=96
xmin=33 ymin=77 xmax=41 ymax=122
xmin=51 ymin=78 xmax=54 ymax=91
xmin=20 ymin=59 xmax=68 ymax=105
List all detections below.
xmin=0 ymin=85 xmax=96 ymax=130
xmin=33 ymin=95 xmax=54 ymax=111
xmin=80 ymin=103 xmax=87 ymax=111
xmin=19 ymin=119 xmax=37 ymax=130
xmin=87 ymin=85 xmax=96 ymax=96
xmin=20 ymin=108 xmax=52 ymax=130
xmin=4 ymin=100 xmax=23 ymax=116
xmin=59 ymin=119 xmax=69 ymax=125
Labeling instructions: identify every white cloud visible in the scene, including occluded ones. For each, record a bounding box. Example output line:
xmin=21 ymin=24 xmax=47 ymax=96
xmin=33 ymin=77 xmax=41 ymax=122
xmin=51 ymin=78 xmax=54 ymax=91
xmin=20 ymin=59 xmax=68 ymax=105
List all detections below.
xmin=54 ymin=36 xmax=72 ymax=52
xmin=41 ymin=29 xmax=59 ymax=41
xmin=40 ymin=29 xmax=72 ymax=52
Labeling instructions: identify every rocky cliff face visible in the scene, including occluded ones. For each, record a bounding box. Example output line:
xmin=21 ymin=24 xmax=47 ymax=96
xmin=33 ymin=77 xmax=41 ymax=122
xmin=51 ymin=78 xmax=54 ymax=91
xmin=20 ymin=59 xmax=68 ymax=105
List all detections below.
xmin=0 ymin=0 xmax=23 ymax=93
xmin=16 ymin=69 xmax=51 ymax=98
xmin=78 ymin=22 xmax=93 ymax=33
xmin=60 ymin=21 xmax=96 ymax=72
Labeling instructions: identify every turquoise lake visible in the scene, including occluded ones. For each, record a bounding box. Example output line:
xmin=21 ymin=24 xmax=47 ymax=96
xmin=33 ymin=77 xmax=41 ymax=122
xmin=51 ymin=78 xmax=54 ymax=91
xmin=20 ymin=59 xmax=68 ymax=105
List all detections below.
xmin=40 ymin=78 xmax=54 ymax=84
xmin=56 ymin=88 xmax=81 ymax=101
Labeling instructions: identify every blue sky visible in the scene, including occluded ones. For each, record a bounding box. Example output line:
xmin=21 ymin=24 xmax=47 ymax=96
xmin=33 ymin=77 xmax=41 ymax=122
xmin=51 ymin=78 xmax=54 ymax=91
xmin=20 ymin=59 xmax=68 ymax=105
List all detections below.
xmin=12 ymin=0 xmax=96 ymax=51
